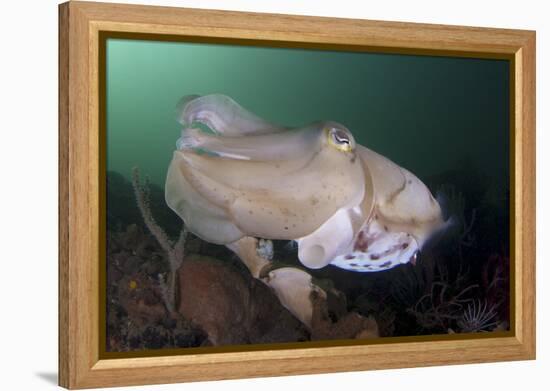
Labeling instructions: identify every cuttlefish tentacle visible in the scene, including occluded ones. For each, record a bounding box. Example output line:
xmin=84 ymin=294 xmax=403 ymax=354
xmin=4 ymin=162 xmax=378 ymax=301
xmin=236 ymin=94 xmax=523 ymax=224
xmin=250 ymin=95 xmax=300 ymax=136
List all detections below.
xmin=176 ymin=94 xmax=287 ymax=136
xmin=176 ymin=123 xmax=324 ymax=161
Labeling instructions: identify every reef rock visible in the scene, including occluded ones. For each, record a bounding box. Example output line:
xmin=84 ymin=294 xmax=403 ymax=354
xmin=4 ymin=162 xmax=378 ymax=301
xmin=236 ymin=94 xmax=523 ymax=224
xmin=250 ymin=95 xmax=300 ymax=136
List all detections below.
xmin=177 ymin=255 xmax=308 ymax=345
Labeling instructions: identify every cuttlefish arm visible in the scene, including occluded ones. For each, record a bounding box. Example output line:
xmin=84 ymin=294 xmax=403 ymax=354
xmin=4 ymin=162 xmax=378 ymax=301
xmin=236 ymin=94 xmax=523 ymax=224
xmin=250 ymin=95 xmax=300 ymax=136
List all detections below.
xmin=176 ymin=94 xmax=287 ymax=137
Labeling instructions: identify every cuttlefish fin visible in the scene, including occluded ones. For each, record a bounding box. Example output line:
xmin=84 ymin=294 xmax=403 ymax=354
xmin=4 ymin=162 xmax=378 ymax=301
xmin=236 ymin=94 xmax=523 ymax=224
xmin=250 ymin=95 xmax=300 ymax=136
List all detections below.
xmin=176 ymin=94 xmax=287 ymax=136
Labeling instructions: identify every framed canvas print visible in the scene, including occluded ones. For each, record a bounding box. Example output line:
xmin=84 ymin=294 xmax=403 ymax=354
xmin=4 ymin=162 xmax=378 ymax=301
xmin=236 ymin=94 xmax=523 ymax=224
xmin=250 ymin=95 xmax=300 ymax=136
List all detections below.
xmin=58 ymin=1 xmax=536 ymax=389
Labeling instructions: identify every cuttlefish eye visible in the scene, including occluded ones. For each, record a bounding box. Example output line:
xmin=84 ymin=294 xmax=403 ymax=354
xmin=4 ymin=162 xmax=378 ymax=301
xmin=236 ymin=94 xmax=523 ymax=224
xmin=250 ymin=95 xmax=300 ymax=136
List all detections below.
xmin=326 ymin=126 xmax=355 ymax=152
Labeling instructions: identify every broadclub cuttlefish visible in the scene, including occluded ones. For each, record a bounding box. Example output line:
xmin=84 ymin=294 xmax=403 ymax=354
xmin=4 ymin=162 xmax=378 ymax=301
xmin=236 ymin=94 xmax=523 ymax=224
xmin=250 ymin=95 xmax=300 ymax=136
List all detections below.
xmin=164 ymin=94 xmax=450 ymax=327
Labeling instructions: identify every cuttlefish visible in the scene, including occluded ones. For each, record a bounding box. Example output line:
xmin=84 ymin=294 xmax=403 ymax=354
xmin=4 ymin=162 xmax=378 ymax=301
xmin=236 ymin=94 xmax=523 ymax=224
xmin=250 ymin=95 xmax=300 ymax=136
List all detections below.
xmin=166 ymin=94 xmax=447 ymax=274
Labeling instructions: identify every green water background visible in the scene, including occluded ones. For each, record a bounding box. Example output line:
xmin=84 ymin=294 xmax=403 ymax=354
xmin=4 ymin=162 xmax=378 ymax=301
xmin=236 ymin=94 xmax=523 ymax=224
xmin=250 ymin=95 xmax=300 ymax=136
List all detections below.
xmin=106 ymin=39 xmax=509 ymax=195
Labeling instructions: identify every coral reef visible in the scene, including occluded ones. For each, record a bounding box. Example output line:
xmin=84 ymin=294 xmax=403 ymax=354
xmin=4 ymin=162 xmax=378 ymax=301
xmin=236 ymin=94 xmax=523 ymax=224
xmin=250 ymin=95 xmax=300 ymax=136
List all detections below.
xmin=106 ymin=225 xmax=208 ymax=351
xmin=108 ymin=169 xmax=379 ymax=351
xmin=177 ymin=255 xmax=309 ymax=345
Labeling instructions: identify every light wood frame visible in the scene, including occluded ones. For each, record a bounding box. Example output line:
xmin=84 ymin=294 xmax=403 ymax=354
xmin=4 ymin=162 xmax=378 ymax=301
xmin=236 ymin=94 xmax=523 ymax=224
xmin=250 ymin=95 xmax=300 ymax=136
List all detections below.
xmin=58 ymin=1 xmax=536 ymax=389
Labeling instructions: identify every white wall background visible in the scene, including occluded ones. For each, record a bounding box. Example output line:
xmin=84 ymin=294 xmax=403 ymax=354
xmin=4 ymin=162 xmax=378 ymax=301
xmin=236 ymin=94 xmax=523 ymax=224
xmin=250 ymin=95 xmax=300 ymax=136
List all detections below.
xmin=0 ymin=0 xmax=547 ymax=389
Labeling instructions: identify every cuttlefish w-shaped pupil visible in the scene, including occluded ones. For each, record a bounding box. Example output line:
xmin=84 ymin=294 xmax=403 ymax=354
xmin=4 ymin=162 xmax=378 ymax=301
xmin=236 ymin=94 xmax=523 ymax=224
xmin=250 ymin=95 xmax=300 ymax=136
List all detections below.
xmin=332 ymin=129 xmax=350 ymax=145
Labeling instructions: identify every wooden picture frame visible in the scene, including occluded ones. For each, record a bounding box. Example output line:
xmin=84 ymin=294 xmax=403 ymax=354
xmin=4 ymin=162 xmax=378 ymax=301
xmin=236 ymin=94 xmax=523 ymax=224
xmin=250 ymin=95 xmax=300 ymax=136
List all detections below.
xmin=58 ymin=1 xmax=536 ymax=389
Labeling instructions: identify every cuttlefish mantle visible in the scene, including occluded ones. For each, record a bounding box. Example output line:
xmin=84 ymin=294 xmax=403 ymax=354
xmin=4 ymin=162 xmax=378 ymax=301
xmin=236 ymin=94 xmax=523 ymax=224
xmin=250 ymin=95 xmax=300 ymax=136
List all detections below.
xmin=165 ymin=94 xmax=446 ymax=272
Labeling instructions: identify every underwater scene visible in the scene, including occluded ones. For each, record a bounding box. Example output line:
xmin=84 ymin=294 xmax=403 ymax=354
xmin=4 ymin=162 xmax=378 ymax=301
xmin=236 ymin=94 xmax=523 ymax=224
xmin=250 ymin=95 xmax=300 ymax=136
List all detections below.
xmin=105 ymin=38 xmax=511 ymax=352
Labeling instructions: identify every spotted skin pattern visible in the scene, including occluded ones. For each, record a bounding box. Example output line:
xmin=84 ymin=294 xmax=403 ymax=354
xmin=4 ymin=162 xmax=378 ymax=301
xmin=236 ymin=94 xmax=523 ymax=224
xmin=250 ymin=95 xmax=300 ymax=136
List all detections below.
xmin=331 ymin=218 xmax=420 ymax=272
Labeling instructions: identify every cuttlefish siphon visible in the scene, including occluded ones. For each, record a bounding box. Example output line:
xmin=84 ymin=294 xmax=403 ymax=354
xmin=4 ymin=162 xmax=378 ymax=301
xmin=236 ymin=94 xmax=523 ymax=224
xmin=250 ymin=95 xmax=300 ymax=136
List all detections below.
xmin=166 ymin=94 xmax=448 ymax=274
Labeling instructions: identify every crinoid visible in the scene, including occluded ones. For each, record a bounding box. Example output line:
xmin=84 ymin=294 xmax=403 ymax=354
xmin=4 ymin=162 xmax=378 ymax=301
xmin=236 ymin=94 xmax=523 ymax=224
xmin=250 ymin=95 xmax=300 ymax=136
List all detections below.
xmin=457 ymin=299 xmax=499 ymax=333
xmin=409 ymin=280 xmax=477 ymax=332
